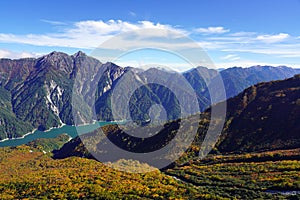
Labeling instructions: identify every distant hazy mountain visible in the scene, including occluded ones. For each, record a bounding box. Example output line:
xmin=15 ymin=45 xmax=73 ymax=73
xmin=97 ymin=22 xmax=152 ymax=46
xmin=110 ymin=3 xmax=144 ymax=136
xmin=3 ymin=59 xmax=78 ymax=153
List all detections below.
xmin=184 ymin=65 xmax=300 ymax=104
xmin=0 ymin=51 xmax=299 ymax=140
xmin=218 ymin=65 xmax=300 ymax=99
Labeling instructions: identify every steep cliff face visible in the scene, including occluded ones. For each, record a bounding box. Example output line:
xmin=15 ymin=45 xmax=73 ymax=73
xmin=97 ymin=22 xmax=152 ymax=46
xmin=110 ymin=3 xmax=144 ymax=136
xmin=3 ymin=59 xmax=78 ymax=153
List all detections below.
xmin=0 ymin=52 xmax=109 ymax=139
xmin=9 ymin=52 xmax=93 ymax=131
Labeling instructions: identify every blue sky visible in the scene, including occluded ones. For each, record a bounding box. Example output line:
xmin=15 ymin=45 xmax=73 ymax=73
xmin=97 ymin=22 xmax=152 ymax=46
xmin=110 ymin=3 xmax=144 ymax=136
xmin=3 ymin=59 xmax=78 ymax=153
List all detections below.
xmin=0 ymin=0 xmax=300 ymax=70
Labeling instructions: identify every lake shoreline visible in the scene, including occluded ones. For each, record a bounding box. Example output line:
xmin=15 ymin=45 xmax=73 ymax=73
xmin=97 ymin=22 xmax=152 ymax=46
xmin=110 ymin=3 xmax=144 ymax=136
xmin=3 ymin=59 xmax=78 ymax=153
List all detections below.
xmin=0 ymin=122 xmax=68 ymax=143
xmin=0 ymin=120 xmax=104 ymax=143
xmin=0 ymin=120 xmax=124 ymax=146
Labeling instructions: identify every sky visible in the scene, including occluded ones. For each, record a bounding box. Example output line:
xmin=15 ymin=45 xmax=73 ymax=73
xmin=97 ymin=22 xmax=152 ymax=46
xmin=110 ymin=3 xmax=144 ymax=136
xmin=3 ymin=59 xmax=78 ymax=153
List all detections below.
xmin=0 ymin=0 xmax=300 ymax=70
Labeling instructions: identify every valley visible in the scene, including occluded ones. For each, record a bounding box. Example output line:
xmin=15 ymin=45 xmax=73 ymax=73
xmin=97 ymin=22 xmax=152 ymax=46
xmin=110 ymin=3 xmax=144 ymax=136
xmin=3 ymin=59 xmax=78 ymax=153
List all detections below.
xmin=0 ymin=52 xmax=299 ymax=199
xmin=1 ymin=1 xmax=300 ymax=199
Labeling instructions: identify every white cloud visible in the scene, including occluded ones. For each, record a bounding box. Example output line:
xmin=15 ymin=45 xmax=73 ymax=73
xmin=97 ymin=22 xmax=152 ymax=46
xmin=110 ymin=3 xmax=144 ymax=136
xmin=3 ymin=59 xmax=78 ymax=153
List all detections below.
xmin=228 ymin=32 xmax=257 ymax=37
xmin=41 ymin=19 xmax=67 ymax=25
xmin=256 ymin=33 xmax=289 ymax=43
xmin=129 ymin=11 xmax=137 ymax=17
xmin=209 ymin=33 xmax=300 ymax=59
xmin=195 ymin=26 xmax=230 ymax=34
xmin=222 ymin=43 xmax=300 ymax=58
xmin=0 ymin=49 xmax=42 ymax=59
xmin=0 ymin=20 xmax=189 ymax=49
xmin=215 ymin=60 xmax=299 ymax=69
xmin=221 ymin=54 xmax=240 ymax=61
xmin=114 ymin=60 xmax=192 ymax=72
xmin=0 ymin=49 xmax=11 ymax=58
xmin=0 ymin=20 xmax=299 ymax=68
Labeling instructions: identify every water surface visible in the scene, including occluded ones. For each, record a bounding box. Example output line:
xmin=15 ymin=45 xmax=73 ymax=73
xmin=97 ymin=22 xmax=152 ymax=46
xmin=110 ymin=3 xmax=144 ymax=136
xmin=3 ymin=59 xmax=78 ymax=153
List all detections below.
xmin=0 ymin=121 xmax=115 ymax=147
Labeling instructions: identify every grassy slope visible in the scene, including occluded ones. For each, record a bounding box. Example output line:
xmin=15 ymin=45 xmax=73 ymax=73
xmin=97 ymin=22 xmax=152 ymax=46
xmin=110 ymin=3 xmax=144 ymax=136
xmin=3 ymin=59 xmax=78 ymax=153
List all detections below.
xmin=165 ymin=148 xmax=300 ymax=199
xmin=0 ymin=145 xmax=200 ymax=200
xmin=0 ymin=145 xmax=299 ymax=199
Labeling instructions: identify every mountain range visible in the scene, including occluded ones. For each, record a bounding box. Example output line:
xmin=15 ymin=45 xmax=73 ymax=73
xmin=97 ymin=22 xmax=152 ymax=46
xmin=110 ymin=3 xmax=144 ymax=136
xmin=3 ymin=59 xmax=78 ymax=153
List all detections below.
xmin=0 ymin=51 xmax=300 ymax=140
xmin=53 ymin=74 xmax=300 ymax=164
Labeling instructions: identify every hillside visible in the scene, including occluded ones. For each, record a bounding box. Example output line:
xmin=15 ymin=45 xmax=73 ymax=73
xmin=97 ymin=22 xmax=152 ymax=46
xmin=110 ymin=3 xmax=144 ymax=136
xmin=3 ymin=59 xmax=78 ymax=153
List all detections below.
xmin=217 ymin=74 xmax=300 ymax=153
xmin=165 ymin=148 xmax=300 ymax=199
xmin=1 ymin=144 xmax=299 ymax=199
xmin=0 ymin=145 xmax=201 ymax=199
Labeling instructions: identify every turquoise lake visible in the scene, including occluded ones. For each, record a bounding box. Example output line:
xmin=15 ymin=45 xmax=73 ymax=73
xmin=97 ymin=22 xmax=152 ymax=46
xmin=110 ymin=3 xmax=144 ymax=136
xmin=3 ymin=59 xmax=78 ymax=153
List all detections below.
xmin=0 ymin=121 xmax=116 ymax=147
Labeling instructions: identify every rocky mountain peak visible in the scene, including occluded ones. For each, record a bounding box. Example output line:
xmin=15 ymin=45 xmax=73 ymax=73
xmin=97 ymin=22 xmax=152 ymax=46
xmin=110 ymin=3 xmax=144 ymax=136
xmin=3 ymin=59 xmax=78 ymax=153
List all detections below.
xmin=34 ymin=51 xmax=74 ymax=74
xmin=73 ymin=51 xmax=87 ymax=58
xmin=45 ymin=51 xmax=69 ymax=59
